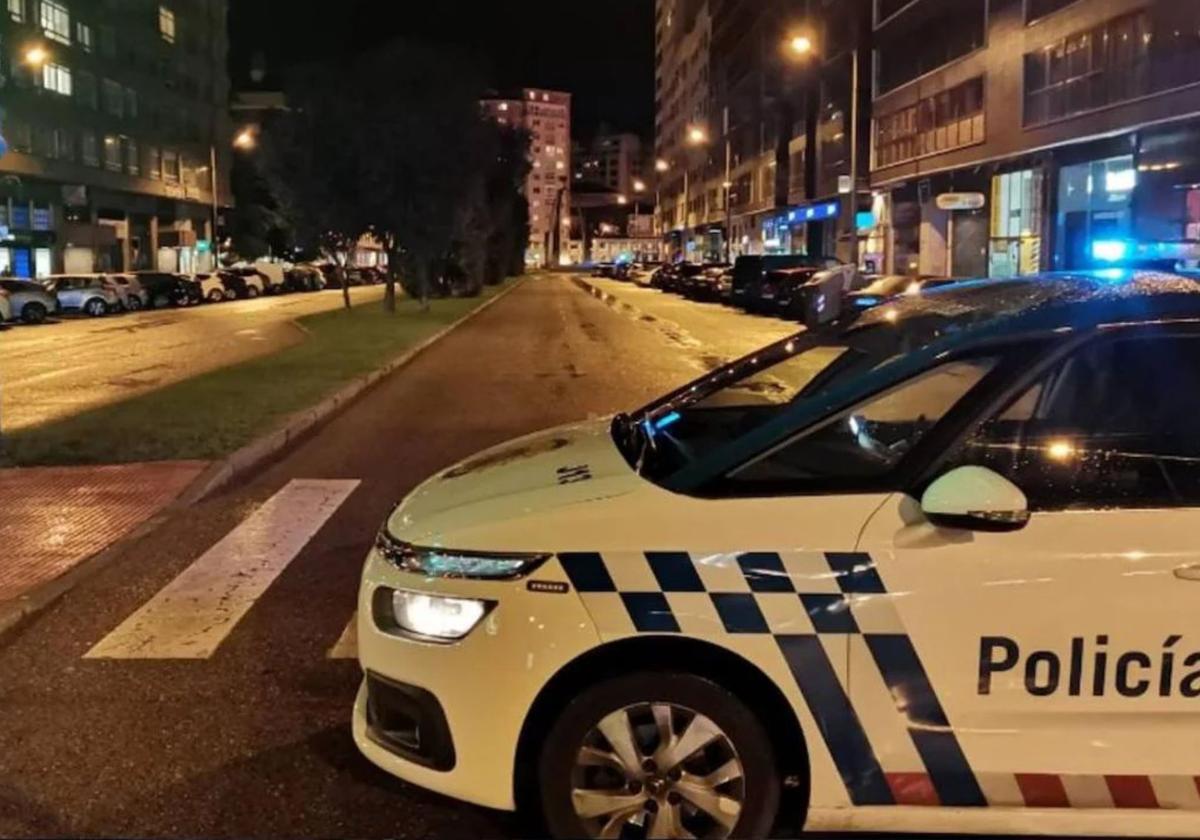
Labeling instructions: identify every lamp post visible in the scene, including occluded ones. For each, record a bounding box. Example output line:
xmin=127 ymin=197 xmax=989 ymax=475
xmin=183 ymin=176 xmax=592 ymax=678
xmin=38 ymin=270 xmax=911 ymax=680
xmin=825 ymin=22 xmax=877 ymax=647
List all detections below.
xmin=685 ymin=126 xmax=709 ymax=260
xmin=785 ymin=30 xmax=860 ymax=268
xmin=654 ymin=158 xmax=669 ymax=259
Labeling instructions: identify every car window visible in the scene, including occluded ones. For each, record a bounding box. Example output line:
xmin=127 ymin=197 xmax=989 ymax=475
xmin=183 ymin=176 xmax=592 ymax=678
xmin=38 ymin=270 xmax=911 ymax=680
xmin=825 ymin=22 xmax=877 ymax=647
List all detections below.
xmin=730 ymin=358 xmax=997 ymax=488
xmin=947 ymin=333 xmax=1200 ymax=510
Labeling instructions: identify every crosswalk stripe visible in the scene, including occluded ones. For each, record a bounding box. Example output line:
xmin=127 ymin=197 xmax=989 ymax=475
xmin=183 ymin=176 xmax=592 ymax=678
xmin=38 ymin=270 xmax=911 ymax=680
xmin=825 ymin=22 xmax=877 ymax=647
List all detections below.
xmin=328 ymin=611 xmax=358 ymax=659
xmin=85 ymin=479 xmax=360 ymax=660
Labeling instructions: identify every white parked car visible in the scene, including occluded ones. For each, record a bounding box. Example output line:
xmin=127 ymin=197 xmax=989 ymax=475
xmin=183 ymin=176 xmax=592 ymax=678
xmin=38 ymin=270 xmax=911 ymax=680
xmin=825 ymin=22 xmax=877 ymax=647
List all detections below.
xmin=192 ymin=273 xmax=232 ymax=303
xmin=41 ymin=275 xmax=119 ymax=317
xmin=353 ymin=272 xmax=1200 ymax=839
xmin=105 ymin=274 xmax=149 ymax=311
xmin=254 ymin=261 xmax=287 ymax=294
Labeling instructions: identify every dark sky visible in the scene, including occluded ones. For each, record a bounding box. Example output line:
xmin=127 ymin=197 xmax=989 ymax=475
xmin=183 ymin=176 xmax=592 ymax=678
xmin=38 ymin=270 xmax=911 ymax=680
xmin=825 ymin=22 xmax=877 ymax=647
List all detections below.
xmin=228 ymin=1 xmax=655 ymax=141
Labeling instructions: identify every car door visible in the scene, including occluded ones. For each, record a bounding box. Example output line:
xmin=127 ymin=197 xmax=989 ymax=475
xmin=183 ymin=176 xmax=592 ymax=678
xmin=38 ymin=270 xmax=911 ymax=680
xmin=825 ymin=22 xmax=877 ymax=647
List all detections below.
xmin=855 ymin=325 xmax=1200 ymax=810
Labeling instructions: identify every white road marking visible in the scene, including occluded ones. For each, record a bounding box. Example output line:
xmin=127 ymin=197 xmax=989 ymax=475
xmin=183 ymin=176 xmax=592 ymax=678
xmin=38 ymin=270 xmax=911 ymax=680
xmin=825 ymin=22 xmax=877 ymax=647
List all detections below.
xmin=85 ymin=479 xmax=360 ymax=660
xmin=327 ymin=611 xmax=358 ymax=659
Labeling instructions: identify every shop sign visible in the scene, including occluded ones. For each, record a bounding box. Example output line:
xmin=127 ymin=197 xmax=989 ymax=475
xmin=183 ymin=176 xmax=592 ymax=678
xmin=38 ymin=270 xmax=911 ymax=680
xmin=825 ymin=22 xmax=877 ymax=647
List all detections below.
xmin=787 ymin=200 xmax=840 ymax=224
xmin=936 ymin=192 xmax=986 ymax=211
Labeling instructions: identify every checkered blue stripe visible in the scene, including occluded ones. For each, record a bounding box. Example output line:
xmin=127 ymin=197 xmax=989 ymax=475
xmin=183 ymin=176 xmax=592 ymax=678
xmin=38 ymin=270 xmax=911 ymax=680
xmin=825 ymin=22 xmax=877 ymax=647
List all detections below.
xmin=557 ymin=550 xmax=986 ymax=809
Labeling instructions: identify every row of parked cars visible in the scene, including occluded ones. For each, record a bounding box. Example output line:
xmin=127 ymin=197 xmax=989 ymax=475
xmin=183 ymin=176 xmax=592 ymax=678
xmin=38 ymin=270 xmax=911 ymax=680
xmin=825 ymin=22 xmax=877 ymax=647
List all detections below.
xmin=0 ymin=263 xmax=388 ymax=325
xmin=606 ymin=255 xmax=958 ymax=327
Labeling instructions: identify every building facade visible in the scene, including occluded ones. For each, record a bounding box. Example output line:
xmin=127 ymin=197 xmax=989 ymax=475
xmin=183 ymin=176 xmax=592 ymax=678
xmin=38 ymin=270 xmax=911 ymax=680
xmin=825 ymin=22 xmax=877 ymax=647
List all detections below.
xmin=482 ymin=88 xmax=571 ymax=268
xmin=655 ymin=0 xmax=872 ymax=264
xmin=0 ymin=0 xmax=231 ymax=278
xmin=869 ymin=0 xmax=1200 ymax=277
xmin=574 ymin=132 xmax=644 ymax=197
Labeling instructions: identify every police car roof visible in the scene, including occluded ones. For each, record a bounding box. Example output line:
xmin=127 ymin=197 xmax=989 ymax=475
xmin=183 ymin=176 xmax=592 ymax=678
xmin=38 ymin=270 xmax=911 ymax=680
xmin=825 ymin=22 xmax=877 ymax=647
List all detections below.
xmin=852 ymin=270 xmax=1200 ymax=340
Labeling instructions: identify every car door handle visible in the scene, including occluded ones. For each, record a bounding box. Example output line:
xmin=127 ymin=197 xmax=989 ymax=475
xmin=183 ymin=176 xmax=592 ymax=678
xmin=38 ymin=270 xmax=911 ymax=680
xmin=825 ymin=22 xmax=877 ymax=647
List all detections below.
xmin=1174 ymin=565 xmax=1200 ymax=582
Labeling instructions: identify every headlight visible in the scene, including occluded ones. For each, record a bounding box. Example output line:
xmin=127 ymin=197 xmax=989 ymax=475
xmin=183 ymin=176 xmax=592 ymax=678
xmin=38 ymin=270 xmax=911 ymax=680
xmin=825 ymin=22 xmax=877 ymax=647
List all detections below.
xmin=374 ymin=587 xmax=492 ymax=642
xmin=375 ymin=530 xmax=549 ymax=580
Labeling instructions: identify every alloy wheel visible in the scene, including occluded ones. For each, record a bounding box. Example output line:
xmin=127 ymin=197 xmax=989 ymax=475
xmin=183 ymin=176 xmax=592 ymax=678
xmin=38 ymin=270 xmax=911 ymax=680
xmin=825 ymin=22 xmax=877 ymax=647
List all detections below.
xmin=570 ymin=702 xmax=745 ymax=839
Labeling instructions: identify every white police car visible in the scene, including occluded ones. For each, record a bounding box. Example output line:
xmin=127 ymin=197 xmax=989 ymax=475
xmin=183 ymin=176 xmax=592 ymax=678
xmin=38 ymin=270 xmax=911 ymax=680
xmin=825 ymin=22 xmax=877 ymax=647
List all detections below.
xmin=353 ymin=271 xmax=1200 ymax=838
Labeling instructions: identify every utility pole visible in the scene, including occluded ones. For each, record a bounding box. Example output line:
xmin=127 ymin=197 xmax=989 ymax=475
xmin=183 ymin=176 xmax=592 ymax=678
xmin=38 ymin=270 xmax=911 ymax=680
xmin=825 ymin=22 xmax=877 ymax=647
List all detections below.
xmin=847 ymin=47 xmax=860 ymax=270
xmin=723 ymin=106 xmax=732 ymax=263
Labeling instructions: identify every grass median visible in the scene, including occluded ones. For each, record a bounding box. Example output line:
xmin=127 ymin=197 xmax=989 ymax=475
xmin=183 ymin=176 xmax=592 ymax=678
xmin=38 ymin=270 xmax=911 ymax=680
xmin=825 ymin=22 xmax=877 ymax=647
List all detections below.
xmin=2 ymin=282 xmax=514 ymax=467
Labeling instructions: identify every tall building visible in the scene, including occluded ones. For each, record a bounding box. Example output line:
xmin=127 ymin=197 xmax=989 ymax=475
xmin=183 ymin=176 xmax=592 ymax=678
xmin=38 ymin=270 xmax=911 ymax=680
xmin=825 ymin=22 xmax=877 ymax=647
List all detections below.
xmin=482 ymin=88 xmax=571 ymax=267
xmin=574 ymin=132 xmax=644 ymax=198
xmin=869 ymin=0 xmax=1200 ymax=278
xmin=0 ymin=0 xmax=232 ymax=278
xmin=654 ymin=0 xmax=872 ymax=263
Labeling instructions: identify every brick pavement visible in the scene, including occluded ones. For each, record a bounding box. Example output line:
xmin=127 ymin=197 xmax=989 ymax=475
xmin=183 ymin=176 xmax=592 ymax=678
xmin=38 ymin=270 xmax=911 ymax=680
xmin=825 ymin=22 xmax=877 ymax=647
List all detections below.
xmin=0 ymin=461 xmax=207 ymax=604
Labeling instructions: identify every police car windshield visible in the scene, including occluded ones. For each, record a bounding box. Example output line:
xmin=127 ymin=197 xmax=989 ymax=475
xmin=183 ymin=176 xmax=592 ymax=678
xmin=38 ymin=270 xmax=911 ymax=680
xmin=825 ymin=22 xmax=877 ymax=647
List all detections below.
xmin=617 ymin=287 xmax=1018 ymax=482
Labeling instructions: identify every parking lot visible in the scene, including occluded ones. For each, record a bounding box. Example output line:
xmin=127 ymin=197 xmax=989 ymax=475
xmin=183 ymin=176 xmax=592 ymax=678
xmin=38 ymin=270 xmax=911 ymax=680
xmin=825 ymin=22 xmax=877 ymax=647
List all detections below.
xmin=0 ymin=283 xmax=385 ymax=433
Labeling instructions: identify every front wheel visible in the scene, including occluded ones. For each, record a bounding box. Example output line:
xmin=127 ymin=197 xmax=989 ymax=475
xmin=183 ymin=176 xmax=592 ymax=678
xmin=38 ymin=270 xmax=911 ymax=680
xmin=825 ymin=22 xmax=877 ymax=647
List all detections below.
xmin=85 ymin=298 xmax=109 ymax=317
xmin=127 ymin=296 xmax=143 ymax=312
xmin=21 ymin=302 xmax=48 ymax=324
xmin=246 ymin=285 xmax=260 ymax=299
xmin=207 ymin=289 xmax=225 ymax=303
xmin=539 ymin=672 xmax=780 ymax=840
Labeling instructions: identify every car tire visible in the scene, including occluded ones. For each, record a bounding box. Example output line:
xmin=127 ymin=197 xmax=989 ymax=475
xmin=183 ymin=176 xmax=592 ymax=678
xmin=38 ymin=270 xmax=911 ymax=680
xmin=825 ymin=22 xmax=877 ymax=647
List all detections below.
xmin=538 ymin=672 xmax=780 ymax=840
xmin=21 ymin=302 xmax=48 ymax=324
xmin=246 ymin=285 xmax=260 ymax=299
xmin=127 ymin=296 xmax=143 ymax=312
xmin=85 ymin=298 xmax=108 ymax=317
xmin=207 ymin=289 xmax=224 ymax=303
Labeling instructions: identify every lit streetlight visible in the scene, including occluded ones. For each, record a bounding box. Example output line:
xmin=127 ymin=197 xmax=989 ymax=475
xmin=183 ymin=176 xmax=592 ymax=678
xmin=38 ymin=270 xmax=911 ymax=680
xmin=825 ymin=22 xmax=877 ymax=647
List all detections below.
xmin=687 ymin=125 xmax=708 ymax=146
xmin=788 ymin=34 xmax=814 ymax=56
xmin=23 ymin=45 xmax=49 ymax=67
xmin=655 ymin=158 xmax=670 ymax=173
xmin=633 ymin=179 xmax=646 ymax=193
xmin=617 ymin=194 xmax=628 ymax=205
xmin=233 ymin=128 xmax=256 ymax=150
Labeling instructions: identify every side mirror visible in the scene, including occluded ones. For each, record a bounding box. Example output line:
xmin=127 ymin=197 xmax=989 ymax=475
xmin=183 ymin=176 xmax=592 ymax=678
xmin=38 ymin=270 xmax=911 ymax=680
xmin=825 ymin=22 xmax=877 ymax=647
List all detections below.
xmin=921 ymin=466 xmax=1030 ymax=532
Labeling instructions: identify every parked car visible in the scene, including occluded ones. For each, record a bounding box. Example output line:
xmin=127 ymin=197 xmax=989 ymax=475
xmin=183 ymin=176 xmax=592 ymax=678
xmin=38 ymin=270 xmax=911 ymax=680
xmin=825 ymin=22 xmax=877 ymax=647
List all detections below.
xmin=591 ymin=262 xmax=616 ymax=278
xmin=349 ymin=266 xmax=385 ymax=285
xmin=629 ymin=262 xmax=662 ymax=286
xmin=844 ymin=274 xmax=962 ymax=313
xmin=0 ymin=278 xmax=59 ymax=323
xmin=732 ymin=254 xmax=841 ymax=312
xmin=105 ymin=274 xmax=149 ymax=311
xmin=313 ymin=262 xmax=341 ymax=288
xmin=192 ymin=273 xmax=233 ymax=303
xmin=683 ymin=264 xmax=733 ymax=301
xmin=253 ymin=261 xmax=287 ymax=294
xmin=42 ymin=275 xmax=119 ymax=317
xmin=130 ymin=271 xmax=200 ymax=308
xmin=217 ymin=270 xmax=250 ymax=300
xmin=661 ymin=262 xmax=705 ymax=294
xmin=285 ymin=264 xmax=322 ymax=292
xmin=781 ymin=264 xmax=868 ymax=326
xmin=649 ymin=262 xmax=681 ymax=290
xmin=220 ymin=266 xmax=268 ymax=298
xmin=0 ymin=287 xmax=11 ymax=323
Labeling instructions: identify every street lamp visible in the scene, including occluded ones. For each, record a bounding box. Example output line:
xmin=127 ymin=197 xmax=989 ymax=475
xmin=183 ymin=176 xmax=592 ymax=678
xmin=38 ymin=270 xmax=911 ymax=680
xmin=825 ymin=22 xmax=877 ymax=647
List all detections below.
xmin=233 ymin=128 xmax=256 ymax=150
xmin=687 ymin=126 xmax=708 ymax=146
xmin=784 ymin=31 xmax=861 ymax=269
xmin=23 ymin=45 xmax=49 ymax=67
xmin=633 ymin=179 xmax=646 ymax=193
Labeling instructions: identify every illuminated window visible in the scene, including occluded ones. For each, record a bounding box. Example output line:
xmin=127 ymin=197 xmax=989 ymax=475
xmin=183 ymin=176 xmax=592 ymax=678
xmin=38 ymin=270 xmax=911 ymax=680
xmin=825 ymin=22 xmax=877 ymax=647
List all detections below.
xmin=146 ymin=145 xmax=160 ymax=179
xmin=103 ymin=134 xmax=121 ymax=171
xmin=7 ymin=0 xmax=23 ymax=23
xmin=42 ymin=62 xmax=72 ymax=96
xmin=158 ymin=6 xmax=175 ymax=44
xmin=75 ymin=20 xmax=92 ymax=51
xmin=40 ymin=0 xmax=69 ymax=44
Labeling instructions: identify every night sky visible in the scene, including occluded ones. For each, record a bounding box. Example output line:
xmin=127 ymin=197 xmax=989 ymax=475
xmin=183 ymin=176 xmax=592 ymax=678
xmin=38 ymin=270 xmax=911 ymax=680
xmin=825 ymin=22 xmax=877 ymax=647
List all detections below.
xmin=228 ymin=0 xmax=655 ymax=140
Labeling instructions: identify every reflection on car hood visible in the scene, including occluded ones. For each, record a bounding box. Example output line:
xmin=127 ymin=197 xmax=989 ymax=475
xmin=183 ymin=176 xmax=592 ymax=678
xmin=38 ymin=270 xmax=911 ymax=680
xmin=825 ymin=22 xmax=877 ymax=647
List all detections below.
xmin=387 ymin=417 xmax=641 ymax=547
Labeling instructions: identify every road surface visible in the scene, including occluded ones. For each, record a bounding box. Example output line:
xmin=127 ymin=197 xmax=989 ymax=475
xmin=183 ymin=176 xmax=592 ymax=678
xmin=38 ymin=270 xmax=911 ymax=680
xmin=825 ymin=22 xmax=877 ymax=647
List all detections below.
xmin=0 ymin=285 xmax=385 ymax=432
xmin=0 ymin=276 xmax=1131 ymax=838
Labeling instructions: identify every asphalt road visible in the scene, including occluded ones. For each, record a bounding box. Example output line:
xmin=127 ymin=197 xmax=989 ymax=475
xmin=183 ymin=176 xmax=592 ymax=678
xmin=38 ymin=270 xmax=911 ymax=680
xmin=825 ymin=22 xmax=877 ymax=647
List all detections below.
xmin=0 ymin=285 xmax=385 ymax=432
xmin=0 ymin=276 xmax=1134 ymax=838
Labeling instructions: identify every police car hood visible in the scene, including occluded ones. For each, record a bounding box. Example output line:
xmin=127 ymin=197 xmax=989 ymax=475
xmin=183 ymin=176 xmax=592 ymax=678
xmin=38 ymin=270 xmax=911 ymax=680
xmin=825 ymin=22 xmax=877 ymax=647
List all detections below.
xmin=387 ymin=418 xmax=640 ymax=545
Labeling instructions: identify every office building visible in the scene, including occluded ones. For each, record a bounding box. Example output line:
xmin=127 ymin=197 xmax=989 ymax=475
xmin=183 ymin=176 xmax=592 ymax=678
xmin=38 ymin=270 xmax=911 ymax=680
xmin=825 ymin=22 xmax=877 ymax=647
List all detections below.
xmin=869 ymin=0 xmax=1200 ymax=277
xmin=574 ymin=132 xmax=645 ymax=198
xmin=0 ymin=0 xmax=231 ymax=277
xmin=483 ymin=88 xmax=571 ymax=267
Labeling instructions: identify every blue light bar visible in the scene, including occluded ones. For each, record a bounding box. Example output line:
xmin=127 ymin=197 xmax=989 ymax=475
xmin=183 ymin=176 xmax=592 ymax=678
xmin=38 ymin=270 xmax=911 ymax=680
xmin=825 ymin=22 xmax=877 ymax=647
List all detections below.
xmin=1091 ymin=239 xmax=1130 ymax=263
xmin=654 ymin=411 xmax=682 ymax=431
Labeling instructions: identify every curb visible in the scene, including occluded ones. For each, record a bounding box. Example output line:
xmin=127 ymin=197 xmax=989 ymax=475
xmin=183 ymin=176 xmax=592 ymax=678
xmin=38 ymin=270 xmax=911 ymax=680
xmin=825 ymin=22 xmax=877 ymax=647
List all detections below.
xmin=0 ymin=278 xmax=525 ymax=641
xmin=175 ymin=277 xmax=526 ymax=507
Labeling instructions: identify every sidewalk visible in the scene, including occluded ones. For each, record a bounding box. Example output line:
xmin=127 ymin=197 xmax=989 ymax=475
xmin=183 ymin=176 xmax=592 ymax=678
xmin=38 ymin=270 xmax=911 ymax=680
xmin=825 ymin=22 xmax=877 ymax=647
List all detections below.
xmin=574 ymin=275 xmax=797 ymax=367
xmin=0 ymin=461 xmax=206 ymax=613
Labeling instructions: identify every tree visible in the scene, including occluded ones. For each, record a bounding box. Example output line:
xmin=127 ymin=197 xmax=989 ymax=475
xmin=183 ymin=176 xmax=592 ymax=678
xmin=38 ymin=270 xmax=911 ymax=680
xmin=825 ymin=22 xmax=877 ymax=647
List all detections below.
xmin=228 ymin=151 xmax=293 ymax=261
xmin=260 ymin=64 xmax=368 ymax=310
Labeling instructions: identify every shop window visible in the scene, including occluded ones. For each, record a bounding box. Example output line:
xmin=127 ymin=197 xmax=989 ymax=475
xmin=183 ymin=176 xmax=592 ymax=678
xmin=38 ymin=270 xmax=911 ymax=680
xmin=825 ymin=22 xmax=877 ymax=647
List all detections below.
xmin=10 ymin=205 xmax=30 ymax=230
xmin=34 ymin=247 xmax=51 ymax=278
xmin=31 ymin=206 xmax=52 ymax=231
xmin=989 ymin=169 xmax=1044 ymax=278
xmin=1054 ymin=155 xmax=1135 ymax=270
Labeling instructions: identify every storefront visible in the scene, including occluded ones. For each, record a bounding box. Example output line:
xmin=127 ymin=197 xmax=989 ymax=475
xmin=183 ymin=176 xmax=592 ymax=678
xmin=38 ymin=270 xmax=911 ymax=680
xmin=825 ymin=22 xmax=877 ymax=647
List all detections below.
xmin=989 ymin=168 xmax=1045 ymax=278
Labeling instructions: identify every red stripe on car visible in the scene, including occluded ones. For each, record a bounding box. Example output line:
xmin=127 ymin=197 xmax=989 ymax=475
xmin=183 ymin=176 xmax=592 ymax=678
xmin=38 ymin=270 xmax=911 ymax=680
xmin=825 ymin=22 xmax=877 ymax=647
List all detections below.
xmin=1105 ymin=775 xmax=1159 ymax=809
xmin=885 ymin=772 xmax=939 ymax=806
xmin=1015 ymin=773 xmax=1070 ymax=808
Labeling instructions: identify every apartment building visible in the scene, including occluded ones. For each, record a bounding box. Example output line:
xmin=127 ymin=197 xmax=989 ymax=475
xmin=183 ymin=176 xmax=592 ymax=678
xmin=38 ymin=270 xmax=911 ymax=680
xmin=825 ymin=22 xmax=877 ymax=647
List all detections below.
xmin=0 ymin=0 xmax=231 ymax=277
xmin=869 ymin=0 xmax=1200 ymax=277
xmin=482 ymin=88 xmax=571 ymax=267
xmin=574 ymin=132 xmax=644 ymax=198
